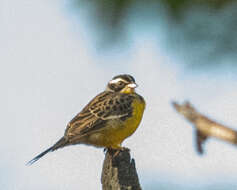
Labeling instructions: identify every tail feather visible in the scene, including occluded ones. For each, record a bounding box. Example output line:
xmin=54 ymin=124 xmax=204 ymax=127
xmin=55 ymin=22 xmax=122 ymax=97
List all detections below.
xmin=27 ymin=137 xmax=68 ymax=165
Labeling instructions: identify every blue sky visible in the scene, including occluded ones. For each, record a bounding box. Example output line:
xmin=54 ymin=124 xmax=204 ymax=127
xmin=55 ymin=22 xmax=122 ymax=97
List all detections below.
xmin=2 ymin=0 xmax=237 ymax=189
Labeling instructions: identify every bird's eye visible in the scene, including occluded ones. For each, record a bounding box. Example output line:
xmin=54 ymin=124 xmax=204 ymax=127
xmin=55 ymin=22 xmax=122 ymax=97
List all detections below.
xmin=118 ymin=81 xmax=123 ymax=85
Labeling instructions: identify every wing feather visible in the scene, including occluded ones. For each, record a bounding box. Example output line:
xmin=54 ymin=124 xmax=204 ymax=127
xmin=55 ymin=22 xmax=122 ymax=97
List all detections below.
xmin=65 ymin=92 xmax=134 ymax=138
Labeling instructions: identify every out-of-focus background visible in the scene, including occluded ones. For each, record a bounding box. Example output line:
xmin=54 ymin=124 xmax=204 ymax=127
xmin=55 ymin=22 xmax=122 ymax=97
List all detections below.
xmin=2 ymin=0 xmax=237 ymax=189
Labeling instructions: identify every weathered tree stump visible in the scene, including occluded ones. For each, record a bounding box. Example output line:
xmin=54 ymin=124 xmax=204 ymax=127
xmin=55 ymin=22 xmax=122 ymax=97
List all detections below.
xmin=101 ymin=149 xmax=142 ymax=190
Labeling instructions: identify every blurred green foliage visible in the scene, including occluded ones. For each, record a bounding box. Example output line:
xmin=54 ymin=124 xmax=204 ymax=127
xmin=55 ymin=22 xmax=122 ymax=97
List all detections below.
xmin=72 ymin=0 xmax=237 ymax=67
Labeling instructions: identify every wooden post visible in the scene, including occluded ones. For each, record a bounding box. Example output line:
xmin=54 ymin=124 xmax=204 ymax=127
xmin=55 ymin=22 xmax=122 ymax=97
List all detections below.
xmin=101 ymin=149 xmax=142 ymax=190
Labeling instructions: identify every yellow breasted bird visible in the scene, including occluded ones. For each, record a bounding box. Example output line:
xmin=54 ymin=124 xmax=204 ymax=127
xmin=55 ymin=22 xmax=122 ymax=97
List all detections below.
xmin=27 ymin=74 xmax=145 ymax=165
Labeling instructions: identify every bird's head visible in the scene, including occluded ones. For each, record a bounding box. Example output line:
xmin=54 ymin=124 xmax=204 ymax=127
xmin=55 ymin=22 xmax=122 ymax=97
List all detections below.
xmin=106 ymin=74 xmax=138 ymax=93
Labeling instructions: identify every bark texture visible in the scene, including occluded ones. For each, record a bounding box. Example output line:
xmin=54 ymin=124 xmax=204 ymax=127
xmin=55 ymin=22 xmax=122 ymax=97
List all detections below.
xmin=101 ymin=149 xmax=142 ymax=190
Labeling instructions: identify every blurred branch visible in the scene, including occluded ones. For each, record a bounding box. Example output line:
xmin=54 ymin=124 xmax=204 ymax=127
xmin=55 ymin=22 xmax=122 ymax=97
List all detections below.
xmin=101 ymin=149 xmax=142 ymax=190
xmin=172 ymin=101 xmax=237 ymax=154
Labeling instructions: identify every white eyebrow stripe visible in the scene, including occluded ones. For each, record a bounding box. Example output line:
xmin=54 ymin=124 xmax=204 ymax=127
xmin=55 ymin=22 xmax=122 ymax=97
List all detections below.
xmin=109 ymin=78 xmax=127 ymax=84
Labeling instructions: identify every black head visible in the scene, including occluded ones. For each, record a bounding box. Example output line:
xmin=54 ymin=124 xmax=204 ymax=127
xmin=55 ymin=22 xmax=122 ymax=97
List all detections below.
xmin=106 ymin=74 xmax=137 ymax=93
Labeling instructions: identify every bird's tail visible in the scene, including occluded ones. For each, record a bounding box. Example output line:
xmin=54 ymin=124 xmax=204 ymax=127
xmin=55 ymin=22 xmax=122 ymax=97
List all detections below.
xmin=26 ymin=137 xmax=68 ymax=165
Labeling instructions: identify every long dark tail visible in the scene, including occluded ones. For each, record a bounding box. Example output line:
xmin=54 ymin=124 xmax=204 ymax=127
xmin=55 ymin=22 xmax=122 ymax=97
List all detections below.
xmin=27 ymin=137 xmax=68 ymax=165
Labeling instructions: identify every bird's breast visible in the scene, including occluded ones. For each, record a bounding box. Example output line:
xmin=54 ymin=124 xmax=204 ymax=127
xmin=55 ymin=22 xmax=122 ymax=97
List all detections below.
xmin=117 ymin=95 xmax=145 ymax=139
xmin=86 ymin=94 xmax=145 ymax=147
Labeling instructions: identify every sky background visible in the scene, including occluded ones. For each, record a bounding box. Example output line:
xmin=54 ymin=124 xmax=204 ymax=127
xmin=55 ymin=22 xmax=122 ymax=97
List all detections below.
xmin=2 ymin=0 xmax=237 ymax=189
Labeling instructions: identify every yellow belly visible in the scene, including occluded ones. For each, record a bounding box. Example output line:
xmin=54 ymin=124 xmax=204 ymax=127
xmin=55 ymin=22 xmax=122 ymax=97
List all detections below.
xmin=87 ymin=97 xmax=145 ymax=148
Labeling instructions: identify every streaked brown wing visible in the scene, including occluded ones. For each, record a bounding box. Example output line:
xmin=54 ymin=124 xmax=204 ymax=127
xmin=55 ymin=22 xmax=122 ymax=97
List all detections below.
xmin=65 ymin=91 xmax=134 ymax=138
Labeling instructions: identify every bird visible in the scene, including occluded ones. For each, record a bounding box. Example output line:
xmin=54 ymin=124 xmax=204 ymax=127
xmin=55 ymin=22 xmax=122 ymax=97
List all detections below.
xmin=27 ymin=74 xmax=145 ymax=165
xmin=172 ymin=101 xmax=237 ymax=154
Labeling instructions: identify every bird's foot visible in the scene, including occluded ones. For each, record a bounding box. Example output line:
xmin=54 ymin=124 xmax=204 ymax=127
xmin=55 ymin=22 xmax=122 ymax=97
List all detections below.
xmin=120 ymin=147 xmax=130 ymax=152
xmin=106 ymin=147 xmax=130 ymax=157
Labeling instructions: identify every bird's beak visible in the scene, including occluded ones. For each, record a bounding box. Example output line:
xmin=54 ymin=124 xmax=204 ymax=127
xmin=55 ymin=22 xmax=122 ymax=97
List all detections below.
xmin=127 ymin=83 xmax=138 ymax=88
